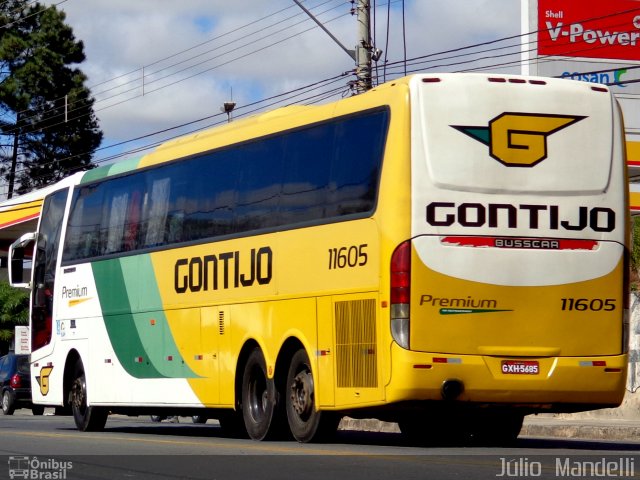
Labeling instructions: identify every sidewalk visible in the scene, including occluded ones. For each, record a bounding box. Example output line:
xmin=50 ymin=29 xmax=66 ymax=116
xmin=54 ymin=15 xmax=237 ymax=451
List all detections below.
xmin=338 ymin=416 xmax=640 ymax=442
xmin=520 ymin=416 xmax=640 ymax=442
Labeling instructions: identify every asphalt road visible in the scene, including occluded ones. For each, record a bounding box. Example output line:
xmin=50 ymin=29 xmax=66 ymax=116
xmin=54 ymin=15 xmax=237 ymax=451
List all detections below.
xmin=0 ymin=413 xmax=639 ymax=480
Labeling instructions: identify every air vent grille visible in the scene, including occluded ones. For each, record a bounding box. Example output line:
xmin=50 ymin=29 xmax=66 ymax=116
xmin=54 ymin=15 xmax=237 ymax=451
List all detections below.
xmin=335 ymin=299 xmax=377 ymax=388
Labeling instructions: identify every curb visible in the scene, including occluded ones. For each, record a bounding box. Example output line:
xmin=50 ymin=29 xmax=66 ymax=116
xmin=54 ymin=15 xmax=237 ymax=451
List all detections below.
xmin=339 ymin=416 xmax=640 ymax=442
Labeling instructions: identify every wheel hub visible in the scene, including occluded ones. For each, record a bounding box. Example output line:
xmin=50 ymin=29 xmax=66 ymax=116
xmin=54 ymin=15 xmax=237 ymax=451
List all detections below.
xmin=290 ymin=371 xmax=313 ymax=416
xmin=71 ymin=379 xmax=85 ymax=409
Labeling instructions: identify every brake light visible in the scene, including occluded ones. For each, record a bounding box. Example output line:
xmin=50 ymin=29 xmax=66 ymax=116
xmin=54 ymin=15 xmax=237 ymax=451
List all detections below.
xmin=10 ymin=373 xmax=21 ymax=389
xmin=390 ymin=241 xmax=411 ymax=349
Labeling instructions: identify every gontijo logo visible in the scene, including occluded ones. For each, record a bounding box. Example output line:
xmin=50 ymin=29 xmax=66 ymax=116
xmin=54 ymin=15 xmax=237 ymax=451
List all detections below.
xmin=453 ymin=113 xmax=585 ymax=167
xmin=36 ymin=366 xmax=53 ymax=396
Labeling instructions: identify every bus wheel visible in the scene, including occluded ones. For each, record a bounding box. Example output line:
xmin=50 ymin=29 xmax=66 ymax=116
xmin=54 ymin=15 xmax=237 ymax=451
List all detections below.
xmin=286 ymin=349 xmax=337 ymax=443
xmin=70 ymin=362 xmax=108 ymax=432
xmin=241 ymin=347 xmax=279 ymax=440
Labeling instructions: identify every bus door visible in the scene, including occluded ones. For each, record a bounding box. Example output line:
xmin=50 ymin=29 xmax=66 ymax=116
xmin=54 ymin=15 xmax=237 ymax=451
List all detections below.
xmin=10 ymin=188 xmax=69 ymax=357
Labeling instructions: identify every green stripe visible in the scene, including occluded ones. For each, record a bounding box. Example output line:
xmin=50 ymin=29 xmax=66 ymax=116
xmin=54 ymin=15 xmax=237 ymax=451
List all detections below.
xmin=120 ymin=255 xmax=197 ymax=378
xmin=92 ymin=256 xmax=197 ymax=379
xmin=80 ymin=156 xmax=142 ymax=184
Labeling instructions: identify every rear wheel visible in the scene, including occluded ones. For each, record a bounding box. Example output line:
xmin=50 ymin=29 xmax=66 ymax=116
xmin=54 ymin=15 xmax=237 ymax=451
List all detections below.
xmin=1 ymin=390 xmax=15 ymax=415
xmin=286 ymin=349 xmax=338 ymax=443
xmin=70 ymin=362 xmax=108 ymax=432
xmin=241 ymin=347 xmax=281 ymax=440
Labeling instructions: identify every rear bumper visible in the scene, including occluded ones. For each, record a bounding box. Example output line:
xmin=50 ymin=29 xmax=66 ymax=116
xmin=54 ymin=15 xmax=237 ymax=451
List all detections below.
xmin=386 ymin=343 xmax=627 ymax=410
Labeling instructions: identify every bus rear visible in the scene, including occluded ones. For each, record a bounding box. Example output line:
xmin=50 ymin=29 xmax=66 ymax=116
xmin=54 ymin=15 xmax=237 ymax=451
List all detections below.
xmin=388 ymin=74 xmax=628 ymax=433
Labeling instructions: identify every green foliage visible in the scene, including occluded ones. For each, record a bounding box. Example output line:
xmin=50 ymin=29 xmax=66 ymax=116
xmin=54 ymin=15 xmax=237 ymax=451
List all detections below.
xmin=0 ymin=281 xmax=28 ymax=346
xmin=0 ymin=1 xmax=102 ymax=193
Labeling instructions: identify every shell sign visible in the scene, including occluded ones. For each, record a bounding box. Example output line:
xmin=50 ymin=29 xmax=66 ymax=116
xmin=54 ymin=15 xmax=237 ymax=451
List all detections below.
xmin=538 ymin=0 xmax=640 ymax=61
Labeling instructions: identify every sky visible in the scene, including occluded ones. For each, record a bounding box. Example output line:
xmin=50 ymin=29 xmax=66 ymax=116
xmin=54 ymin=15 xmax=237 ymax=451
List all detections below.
xmin=36 ymin=0 xmax=522 ymax=168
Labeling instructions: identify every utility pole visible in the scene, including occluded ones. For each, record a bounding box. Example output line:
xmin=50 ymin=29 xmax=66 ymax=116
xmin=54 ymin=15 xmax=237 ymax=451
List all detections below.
xmin=354 ymin=0 xmax=372 ymax=93
xmin=293 ymin=0 xmax=375 ymax=94
xmin=7 ymin=112 xmax=20 ymax=199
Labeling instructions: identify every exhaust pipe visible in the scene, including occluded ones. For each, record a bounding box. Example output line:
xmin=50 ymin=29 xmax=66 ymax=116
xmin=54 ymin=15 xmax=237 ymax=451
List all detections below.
xmin=441 ymin=379 xmax=464 ymax=401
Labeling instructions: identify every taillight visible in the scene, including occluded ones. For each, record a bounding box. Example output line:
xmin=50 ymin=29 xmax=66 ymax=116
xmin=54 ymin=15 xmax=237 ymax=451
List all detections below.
xmin=391 ymin=241 xmax=411 ymax=349
xmin=10 ymin=373 xmax=21 ymax=389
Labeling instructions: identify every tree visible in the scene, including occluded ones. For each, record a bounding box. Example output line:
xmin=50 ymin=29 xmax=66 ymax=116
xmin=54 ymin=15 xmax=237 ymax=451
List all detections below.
xmin=0 ymin=1 xmax=102 ymax=197
xmin=0 ymin=281 xmax=28 ymax=355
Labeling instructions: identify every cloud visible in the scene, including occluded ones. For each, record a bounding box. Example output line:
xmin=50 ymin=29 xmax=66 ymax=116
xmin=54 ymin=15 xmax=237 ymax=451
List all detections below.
xmin=42 ymin=0 xmax=522 ymax=154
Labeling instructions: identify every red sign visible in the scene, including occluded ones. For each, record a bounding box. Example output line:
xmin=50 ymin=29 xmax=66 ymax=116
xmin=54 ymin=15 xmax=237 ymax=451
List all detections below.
xmin=538 ymin=0 xmax=640 ymax=61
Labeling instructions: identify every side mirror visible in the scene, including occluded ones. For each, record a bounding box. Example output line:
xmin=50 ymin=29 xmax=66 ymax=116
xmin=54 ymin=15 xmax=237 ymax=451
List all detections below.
xmin=8 ymin=232 xmax=37 ymax=289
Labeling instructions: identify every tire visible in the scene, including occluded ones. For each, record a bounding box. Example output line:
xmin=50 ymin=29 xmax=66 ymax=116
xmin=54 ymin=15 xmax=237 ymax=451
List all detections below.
xmin=150 ymin=415 xmax=166 ymax=423
xmin=1 ymin=390 xmax=15 ymax=415
xmin=31 ymin=405 xmax=45 ymax=416
xmin=285 ymin=349 xmax=338 ymax=443
xmin=70 ymin=362 xmax=108 ymax=432
xmin=241 ymin=347 xmax=281 ymax=440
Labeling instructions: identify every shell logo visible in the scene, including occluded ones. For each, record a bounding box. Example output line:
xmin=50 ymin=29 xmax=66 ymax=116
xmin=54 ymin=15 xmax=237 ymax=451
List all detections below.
xmin=452 ymin=113 xmax=585 ymax=167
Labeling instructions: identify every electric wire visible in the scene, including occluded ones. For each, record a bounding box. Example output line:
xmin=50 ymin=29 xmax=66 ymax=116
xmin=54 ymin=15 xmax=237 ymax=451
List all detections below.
xmin=0 ymin=0 xmax=67 ymax=30
xmin=1 ymin=0 xmax=345 ymax=135
xmin=6 ymin=72 xmax=350 ymax=186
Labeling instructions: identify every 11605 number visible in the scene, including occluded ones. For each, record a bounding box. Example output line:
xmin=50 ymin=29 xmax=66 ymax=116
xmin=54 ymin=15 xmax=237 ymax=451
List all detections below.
xmin=328 ymin=244 xmax=368 ymax=270
xmin=560 ymin=298 xmax=616 ymax=311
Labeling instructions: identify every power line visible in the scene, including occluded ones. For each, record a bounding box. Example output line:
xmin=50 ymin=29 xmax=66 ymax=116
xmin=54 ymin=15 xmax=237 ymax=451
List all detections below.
xmin=1 ymin=0 xmax=349 ymax=138
xmin=8 ymin=72 xmax=350 ymax=186
xmin=0 ymin=0 xmax=68 ymax=30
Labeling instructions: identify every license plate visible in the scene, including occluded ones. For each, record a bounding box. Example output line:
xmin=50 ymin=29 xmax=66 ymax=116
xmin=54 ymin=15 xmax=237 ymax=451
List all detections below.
xmin=501 ymin=360 xmax=539 ymax=375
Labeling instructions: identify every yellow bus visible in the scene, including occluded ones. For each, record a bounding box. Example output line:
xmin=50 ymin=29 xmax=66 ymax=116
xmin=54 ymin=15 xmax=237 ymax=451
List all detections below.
xmin=9 ymin=73 xmax=629 ymax=444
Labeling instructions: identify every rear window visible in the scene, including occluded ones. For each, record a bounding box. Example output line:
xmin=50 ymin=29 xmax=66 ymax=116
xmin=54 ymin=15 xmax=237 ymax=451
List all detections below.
xmin=413 ymin=75 xmax=613 ymax=195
